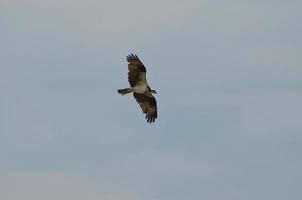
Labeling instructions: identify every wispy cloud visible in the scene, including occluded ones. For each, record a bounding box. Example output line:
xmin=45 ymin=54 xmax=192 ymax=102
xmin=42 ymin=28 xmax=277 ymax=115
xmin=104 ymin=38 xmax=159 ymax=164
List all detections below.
xmin=0 ymin=172 xmax=140 ymax=200
xmin=1 ymin=0 xmax=205 ymax=46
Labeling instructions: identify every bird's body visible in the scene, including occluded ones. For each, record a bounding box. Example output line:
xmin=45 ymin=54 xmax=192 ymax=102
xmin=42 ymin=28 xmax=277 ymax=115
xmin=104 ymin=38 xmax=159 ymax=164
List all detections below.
xmin=132 ymin=83 xmax=148 ymax=94
xmin=117 ymin=54 xmax=157 ymax=123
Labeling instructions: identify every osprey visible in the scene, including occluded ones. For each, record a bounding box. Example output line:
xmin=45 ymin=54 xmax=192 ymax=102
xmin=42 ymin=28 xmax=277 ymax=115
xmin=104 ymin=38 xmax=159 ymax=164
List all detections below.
xmin=117 ymin=54 xmax=157 ymax=123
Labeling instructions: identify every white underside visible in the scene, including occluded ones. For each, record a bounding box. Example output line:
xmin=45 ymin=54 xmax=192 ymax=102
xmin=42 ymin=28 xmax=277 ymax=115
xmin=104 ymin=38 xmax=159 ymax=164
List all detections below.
xmin=132 ymin=83 xmax=147 ymax=94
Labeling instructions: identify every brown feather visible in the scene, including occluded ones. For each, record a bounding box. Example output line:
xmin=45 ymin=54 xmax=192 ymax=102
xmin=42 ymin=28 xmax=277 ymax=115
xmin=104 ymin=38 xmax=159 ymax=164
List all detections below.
xmin=133 ymin=93 xmax=157 ymax=123
xmin=127 ymin=54 xmax=147 ymax=87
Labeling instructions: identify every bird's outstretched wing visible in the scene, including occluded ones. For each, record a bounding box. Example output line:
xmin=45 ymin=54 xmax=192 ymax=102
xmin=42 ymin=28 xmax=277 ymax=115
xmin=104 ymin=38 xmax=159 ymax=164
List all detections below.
xmin=127 ymin=54 xmax=147 ymax=87
xmin=133 ymin=93 xmax=157 ymax=123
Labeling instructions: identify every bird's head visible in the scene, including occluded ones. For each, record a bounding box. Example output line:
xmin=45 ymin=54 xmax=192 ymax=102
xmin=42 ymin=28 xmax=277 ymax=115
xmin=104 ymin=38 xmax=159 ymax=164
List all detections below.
xmin=150 ymin=89 xmax=157 ymax=94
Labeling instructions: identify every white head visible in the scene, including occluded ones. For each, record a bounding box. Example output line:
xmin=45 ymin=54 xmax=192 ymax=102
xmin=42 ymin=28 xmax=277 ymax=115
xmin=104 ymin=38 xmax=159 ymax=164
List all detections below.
xmin=150 ymin=89 xmax=157 ymax=94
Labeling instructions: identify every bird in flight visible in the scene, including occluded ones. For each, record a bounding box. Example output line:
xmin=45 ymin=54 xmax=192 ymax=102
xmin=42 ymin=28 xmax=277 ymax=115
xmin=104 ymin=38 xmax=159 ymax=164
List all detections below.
xmin=117 ymin=54 xmax=157 ymax=123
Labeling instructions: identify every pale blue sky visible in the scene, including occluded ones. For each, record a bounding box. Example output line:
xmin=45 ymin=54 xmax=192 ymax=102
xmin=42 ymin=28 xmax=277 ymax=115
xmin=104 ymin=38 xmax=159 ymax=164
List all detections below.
xmin=1 ymin=0 xmax=302 ymax=199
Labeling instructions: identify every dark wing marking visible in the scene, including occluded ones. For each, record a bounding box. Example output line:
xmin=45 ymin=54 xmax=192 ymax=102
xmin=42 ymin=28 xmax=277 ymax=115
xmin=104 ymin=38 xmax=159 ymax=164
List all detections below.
xmin=127 ymin=54 xmax=147 ymax=87
xmin=133 ymin=93 xmax=157 ymax=123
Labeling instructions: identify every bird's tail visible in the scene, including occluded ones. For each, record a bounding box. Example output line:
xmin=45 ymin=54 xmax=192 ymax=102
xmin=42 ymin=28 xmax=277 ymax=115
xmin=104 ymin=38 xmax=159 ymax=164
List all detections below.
xmin=117 ymin=88 xmax=132 ymax=95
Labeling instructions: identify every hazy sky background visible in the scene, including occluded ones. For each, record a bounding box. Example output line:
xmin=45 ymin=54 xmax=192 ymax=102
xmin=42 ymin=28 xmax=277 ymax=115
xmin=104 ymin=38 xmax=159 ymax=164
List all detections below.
xmin=1 ymin=0 xmax=301 ymax=199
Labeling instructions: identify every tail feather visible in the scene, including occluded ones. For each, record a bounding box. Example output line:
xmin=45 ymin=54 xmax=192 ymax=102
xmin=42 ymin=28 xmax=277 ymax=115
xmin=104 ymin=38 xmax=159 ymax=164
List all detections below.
xmin=117 ymin=88 xmax=132 ymax=95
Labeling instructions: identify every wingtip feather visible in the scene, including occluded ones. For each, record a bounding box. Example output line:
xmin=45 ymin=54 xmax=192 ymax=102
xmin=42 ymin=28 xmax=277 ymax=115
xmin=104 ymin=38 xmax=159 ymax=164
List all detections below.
xmin=127 ymin=53 xmax=140 ymax=62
